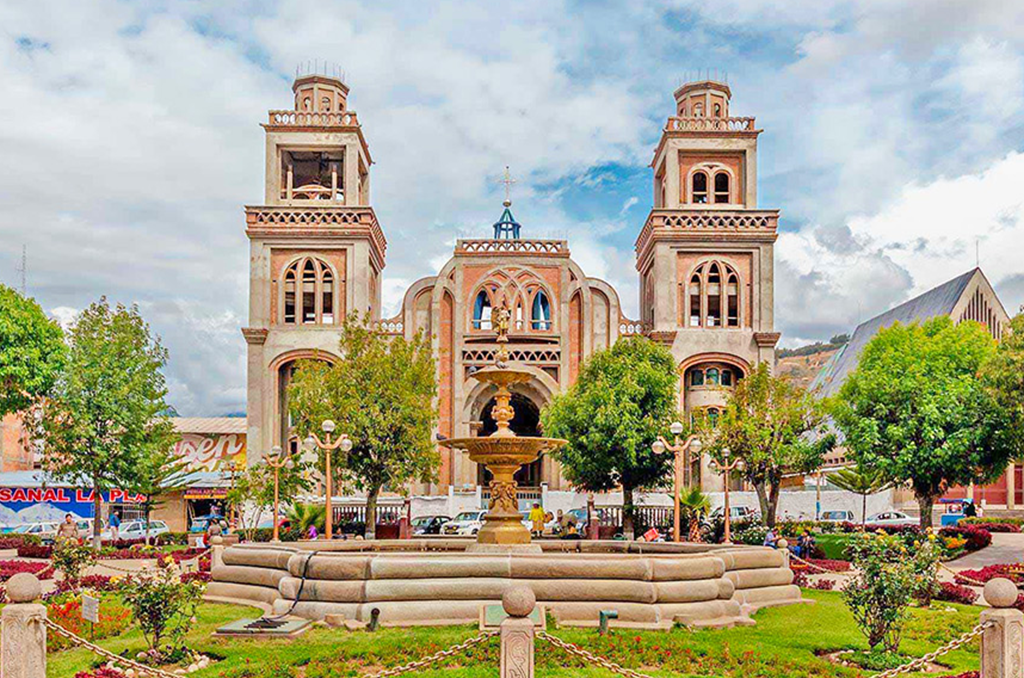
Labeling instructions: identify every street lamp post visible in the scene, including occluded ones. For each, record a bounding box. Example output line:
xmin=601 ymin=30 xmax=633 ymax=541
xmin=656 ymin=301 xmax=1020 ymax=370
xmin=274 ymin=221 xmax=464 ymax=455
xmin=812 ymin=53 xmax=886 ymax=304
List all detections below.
xmin=651 ymin=422 xmax=703 ymax=542
xmin=708 ymin=448 xmax=746 ymax=544
xmin=304 ymin=420 xmax=353 ymax=540
xmin=264 ymin=445 xmax=290 ymax=542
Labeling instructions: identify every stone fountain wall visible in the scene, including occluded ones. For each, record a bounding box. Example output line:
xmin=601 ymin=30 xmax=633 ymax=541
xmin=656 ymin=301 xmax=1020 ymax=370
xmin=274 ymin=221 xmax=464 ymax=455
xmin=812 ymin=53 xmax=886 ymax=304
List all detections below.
xmin=208 ymin=540 xmax=803 ymax=629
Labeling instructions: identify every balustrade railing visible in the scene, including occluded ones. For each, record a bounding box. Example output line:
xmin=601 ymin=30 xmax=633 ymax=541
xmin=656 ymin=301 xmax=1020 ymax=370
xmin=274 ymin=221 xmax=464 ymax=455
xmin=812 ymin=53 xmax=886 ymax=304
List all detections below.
xmin=665 ymin=116 xmax=757 ymax=132
xmin=455 ymin=239 xmax=568 ymax=255
xmin=267 ymin=110 xmax=360 ymax=127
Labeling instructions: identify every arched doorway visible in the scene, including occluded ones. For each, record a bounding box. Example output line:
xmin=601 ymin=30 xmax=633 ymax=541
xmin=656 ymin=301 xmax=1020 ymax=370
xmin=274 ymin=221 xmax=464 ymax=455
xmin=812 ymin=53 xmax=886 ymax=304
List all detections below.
xmin=476 ymin=393 xmax=543 ymax=487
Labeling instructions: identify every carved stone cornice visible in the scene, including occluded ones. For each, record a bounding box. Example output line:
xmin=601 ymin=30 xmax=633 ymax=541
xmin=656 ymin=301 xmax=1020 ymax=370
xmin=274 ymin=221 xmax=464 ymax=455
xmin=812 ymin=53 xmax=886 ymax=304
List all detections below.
xmin=241 ymin=328 xmax=269 ymax=345
xmin=754 ymin=332 xmax=781 ymax=348
xmin=647 ymin=330 xmax=677 ymax=345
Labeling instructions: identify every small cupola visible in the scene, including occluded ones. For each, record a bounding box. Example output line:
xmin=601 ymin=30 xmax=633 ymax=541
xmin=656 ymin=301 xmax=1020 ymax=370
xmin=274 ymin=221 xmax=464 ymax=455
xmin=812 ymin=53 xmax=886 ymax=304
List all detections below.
xmin=293 ymin=73 xmax=349 ymax=113
xmin=673 ymin=80 xmax=731 ymax=118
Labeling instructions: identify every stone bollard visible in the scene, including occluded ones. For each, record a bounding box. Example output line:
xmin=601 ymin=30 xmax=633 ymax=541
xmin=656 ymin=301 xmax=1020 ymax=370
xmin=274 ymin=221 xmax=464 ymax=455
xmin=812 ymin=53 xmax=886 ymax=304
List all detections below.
xmin=1 ymin=573 xmax=46 ymax=678
xmin=210 ymin=524 xmax=225 ymax=570
xmin=500 ymin=587 xmax=536 ymax=678
xmin=980 ymin=578 xmax=1024 ymax=678
xmin=777 ymin=539 xmax=790 ymax=568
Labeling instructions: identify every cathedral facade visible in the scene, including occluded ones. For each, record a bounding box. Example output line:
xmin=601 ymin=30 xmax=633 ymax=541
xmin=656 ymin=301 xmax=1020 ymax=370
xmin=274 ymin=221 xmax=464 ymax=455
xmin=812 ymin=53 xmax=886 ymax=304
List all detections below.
xmin=243 ymin=74 xmax=779 ymax=494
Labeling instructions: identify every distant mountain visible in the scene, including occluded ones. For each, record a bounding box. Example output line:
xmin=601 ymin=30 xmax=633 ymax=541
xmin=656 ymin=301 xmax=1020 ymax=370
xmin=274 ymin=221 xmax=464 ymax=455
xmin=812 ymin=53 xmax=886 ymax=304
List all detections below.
xmin=220 ymin=412 xmax=246 ymax=418
xmin=0 ymin=504 xmax=19 ymax=527
xmin=17 ymin=502 xmax=84 ymax=522
xmin=778 ymin=346 xmax=843 ymax=391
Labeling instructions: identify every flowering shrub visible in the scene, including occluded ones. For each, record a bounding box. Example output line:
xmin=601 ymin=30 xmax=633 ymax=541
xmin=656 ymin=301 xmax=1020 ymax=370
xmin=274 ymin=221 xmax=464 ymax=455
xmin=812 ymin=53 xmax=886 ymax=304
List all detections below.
xmin=804 ymin=558 xmax=851 ymax=572
xmin=55 ymin=574 xmax=117 ymax=594
xmin=17 ymin=543 xmax=53 ymax=558
xmin=52 ymin=539 xmax=96 ymax=583
xmin=957 ymin=521 xmax=1019 ymax=533
xmin=842 ymin=531 xmax=941 ymax=652
xmin=74 ymin=669 xmax=127 ymax=678
xmin=0 ymin=559 xmax=54 ymax=581
xmin=118 ymin=560 xmax=206 ymax=658
xmin=0 ymin=534 xmax=43 ymax=549
xmin=938 ymin=525 xmax=992 ymax=552
xmin=179 ymin=571 xmax=211 ymax=584
xmin=960 ymin=516 xmax=1024 ymax=529
xmin=46 ymin=594 xmax=131 ymax=651
xmin=955 ymin=564 xmax=1024 ymax=586
xmin=934 ymin=581 xmax=979 ymax=605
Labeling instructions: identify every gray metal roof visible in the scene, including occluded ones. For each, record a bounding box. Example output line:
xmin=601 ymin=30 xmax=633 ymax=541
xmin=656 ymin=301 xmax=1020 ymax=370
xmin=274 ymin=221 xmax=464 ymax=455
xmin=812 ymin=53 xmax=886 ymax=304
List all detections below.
xmin=811 ymin=268 xmax=978 ymax=398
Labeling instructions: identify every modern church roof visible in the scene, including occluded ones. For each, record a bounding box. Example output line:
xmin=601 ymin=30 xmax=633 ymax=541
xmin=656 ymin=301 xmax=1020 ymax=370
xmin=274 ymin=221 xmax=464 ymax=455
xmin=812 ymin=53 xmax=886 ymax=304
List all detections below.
xmin=811 ymin=268 xmax=980 ymax=399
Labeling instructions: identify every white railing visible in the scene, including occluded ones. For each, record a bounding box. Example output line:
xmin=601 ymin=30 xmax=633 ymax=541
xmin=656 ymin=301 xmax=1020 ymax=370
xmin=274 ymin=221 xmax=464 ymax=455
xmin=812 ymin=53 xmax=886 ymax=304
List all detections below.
xmin=267 ymin=110 xmax=360 ymax=127
xmin=665 ymin=116 xmax=756 ymax=132
xmin=455 ymin=239 xmax=568 ymax=256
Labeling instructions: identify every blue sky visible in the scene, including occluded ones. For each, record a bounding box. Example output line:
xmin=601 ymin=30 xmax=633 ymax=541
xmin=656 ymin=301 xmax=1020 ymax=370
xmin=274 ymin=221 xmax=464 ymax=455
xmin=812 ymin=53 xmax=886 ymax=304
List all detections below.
xmin=1 ymin=0 xmax=1023 ymax=415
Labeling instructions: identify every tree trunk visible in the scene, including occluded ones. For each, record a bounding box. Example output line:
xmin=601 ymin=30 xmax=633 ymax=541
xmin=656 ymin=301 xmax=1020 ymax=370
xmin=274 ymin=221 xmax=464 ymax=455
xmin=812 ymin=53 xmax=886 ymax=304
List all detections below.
xmin=144 ymin=503 xmax=152 ymax=546
xmin=766 ymin=480 xmax=781 ymax=528
xmin=622 ymin=485 xmax=635 ymax=541
xmin=365 ymin=485 xmax=380 ymax=540
xmin=862 ymin=493 xmax=868 ymax=528
xmin=916 ymin=492 xmax=935 ymax=529
xmin=92 ymin=481 xmax=102 ymax=550
xmin=753 ymin=482 xmax=771 ymax=526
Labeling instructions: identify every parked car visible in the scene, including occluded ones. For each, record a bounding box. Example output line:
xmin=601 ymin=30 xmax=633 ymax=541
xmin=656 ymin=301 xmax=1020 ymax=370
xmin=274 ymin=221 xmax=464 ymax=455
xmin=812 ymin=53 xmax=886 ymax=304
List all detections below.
xmin=411 ymin=515 xmax=451 ymax=536
xmin=866 ymin=510 xmax=916 ymax=527
xmin=820 ymin=510 xmax=855 ymax=523
xmin=75 ymin=518 xmax=94 ymax=538
xmin=709 ymin=506 xmax=759 ymax=521
xmin=441 ymin=510 xmax=487 ymax=536
xmin=11 ymin=521 xmax=60 ymax=541
xmin=102 ymin=519 xmax=170 ymax=541
xmin=189 ymin=514 xmax=228 ymax=533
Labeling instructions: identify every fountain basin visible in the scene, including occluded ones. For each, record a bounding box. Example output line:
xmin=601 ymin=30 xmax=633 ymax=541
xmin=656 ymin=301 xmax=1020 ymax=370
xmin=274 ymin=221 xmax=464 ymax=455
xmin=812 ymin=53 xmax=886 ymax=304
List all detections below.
xmin=208 ymin=539 xmax=804 ymax=629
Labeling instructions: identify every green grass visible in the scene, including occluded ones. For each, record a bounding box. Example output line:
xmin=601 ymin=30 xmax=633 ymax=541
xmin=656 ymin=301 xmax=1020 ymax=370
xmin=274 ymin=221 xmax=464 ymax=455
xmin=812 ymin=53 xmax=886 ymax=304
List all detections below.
xmin=38 ymin=591 xmax=986 ymax=678
xmin=816 ymin=534 xmax=854 ymax=560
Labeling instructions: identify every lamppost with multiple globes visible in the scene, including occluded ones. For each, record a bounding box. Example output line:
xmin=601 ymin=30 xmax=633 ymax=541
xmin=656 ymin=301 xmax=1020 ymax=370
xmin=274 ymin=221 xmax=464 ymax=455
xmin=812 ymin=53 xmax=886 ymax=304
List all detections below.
xmin=708 ymin=447 xmax=746 ymax=544
xmin=264 ymin=445 xmax=291 ymax=542
xmin=303 ymin=420 xmax=353 ymax=541
xmin=651 ymin=421 xmax=703 ymax=542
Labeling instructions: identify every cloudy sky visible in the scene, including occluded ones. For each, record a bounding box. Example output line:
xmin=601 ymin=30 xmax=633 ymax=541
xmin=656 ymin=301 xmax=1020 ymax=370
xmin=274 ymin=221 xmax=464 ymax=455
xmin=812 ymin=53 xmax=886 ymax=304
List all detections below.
xmin=1 ymin=1 xmax=1023 ymax=416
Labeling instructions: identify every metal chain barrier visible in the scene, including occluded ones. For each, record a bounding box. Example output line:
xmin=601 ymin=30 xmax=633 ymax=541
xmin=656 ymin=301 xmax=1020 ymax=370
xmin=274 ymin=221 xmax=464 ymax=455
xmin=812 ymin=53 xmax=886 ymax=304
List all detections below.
xmin=36 ymin=617 xmax=184 ymax=678
xmin=870 ymin=620 xmax=993 ymax=678
xmin=364 ymin=630 xmax=497 ymax=678
xmin=94 ymin=548 xmax=212 ymax=576
xmin=537 ymin=631 xmax=656 ymax=678
xmin=939 ymin=562 xmax=988 ymax=588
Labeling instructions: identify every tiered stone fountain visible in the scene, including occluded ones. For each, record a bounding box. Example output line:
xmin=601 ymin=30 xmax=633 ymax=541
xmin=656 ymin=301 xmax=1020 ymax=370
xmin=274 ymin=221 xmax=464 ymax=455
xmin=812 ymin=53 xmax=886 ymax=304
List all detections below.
xmin=208 ymin=299 xmax=803 ymax=628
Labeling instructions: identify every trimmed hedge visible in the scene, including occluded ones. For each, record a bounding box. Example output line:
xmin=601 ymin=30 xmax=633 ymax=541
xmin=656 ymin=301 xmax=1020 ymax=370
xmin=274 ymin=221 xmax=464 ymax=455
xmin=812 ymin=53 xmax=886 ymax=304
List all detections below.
xmin=935 ymin=581 xmax=979 ymax=605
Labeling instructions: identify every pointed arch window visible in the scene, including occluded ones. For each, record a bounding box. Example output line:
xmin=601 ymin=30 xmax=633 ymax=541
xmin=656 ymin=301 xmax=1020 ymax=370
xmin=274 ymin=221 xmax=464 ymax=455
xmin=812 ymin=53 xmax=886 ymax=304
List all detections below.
xmin=281 ymin=257 xmax=337 ymax=325
xmin=473 ymin=290 xmax=493 ymax=330
xmin=692 ymin=171 xmax=709 ymax=204
xmin=531 ymin=290 xmax=552 ymax=330
xmin=694 ymin=102 xmax=704 ymax=117
xmin=684 ymin=261 xmax=742 ymax=329
xmin=713 ymin=103 xmax=722 ymax=117
xmin=714 ymin=172 xmax=730 ymax=204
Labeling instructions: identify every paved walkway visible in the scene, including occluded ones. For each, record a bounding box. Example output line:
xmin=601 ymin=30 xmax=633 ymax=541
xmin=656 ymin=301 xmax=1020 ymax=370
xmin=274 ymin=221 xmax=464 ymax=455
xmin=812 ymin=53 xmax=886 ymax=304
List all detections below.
xmin=945 ymin=532 xmax=1024 ymax=571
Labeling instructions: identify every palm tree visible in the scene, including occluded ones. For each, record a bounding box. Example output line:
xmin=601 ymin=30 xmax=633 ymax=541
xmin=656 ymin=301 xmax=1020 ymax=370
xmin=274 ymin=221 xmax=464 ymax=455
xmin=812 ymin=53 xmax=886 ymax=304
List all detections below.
xmin=828 ymin=466 xmax=893 ymax=527
xmin=678 ymin=486 xmax=712 ymax=542
xmin=286 ymin=502 xmax=326 ymax=537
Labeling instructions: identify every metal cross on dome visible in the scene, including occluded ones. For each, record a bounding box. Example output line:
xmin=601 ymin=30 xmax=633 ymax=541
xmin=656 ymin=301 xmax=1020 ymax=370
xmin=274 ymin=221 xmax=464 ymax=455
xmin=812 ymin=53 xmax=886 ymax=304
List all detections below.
xmin=498 ymin=165 xmax=516 ymax=205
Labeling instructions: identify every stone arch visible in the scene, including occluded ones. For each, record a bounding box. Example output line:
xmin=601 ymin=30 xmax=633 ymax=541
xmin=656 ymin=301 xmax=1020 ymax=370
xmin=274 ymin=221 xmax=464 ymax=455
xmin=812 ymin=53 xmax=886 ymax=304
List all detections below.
xmin=277 ymin=254 xmax=343 ymax=325
xmin=468 ymin=266 xmax=557 ymax=334
xmin=269 ymin=349 xmax=339 ymax=451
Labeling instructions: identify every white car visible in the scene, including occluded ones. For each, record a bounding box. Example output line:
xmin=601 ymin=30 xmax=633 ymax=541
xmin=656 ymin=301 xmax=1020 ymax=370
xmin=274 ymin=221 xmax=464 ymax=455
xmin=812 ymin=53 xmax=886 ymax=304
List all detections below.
xmin=102 ymin=520 xmax=170 ymax=541
xmin=820 ymin=510 xmax=855 ymax=523
xmin=866 ymin=511 xmax=917 ymax=527
xmin=11 ymin=521 xmax=60 ymax=539
xmin=441 ymin=510 xmax=487 ymax=536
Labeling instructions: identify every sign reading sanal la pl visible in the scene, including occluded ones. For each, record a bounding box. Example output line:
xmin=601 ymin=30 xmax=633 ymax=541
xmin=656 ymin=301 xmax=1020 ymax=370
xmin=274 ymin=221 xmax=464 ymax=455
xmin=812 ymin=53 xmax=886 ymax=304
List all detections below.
xmin=0 ymin=487 xmax=145 ymax=526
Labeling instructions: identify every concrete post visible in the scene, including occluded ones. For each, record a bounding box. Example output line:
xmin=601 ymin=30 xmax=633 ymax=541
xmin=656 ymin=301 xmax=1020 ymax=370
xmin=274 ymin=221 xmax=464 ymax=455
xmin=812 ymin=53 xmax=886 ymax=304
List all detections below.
xmin=1 ymin=573 xmax=46 ymax=678
xmin=500 ymin=587 xmax=536 ymax=678
xmin=980 ymin=578 xmax=1024 ymax=678
xmin=211 ymin=531 xmax=225 ymax=570
xmin=777 ymin=539 xmax=790 ymax=569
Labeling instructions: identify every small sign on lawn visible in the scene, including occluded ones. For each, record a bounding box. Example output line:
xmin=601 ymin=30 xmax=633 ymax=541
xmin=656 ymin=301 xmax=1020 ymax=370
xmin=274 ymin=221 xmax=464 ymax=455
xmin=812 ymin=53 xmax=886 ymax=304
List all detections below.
xmin=81 ymin=594 xmax=100 ymax=624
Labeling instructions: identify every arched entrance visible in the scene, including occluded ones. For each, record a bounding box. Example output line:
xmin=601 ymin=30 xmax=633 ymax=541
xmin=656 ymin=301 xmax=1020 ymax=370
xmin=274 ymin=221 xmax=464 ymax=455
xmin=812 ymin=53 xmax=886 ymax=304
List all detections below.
xmin=476 ymin=393 xmax=543 ymax=487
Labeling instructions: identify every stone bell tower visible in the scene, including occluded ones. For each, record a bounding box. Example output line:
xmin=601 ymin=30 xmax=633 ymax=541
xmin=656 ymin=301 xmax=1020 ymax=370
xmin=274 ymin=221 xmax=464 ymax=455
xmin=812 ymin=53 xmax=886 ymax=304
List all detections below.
xmin=242 ymin=70 xmax=387 ymax=465
xmin=635 ymin=80 xmax=780 ymax=490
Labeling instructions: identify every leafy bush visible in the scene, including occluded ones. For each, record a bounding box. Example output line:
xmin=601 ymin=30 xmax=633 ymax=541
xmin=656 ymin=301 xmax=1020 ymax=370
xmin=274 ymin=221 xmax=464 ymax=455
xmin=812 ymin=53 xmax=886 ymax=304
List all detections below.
xmin=0 ymin=559 xmax=54 ymax=581
xmin=938 ymin=525 xmax=992 ymax=552
xmin=46 ymin=594 xmax=131 ymax=651
xmin=732 ymin=522 xmax=768 ymax=546
xmin=17 ymin=543 xmax=52 ymax=558
xmin=55 ymin=574 xmax=117 ymax=594
xmin=51 ymin=539 xmax=96 ymax=583
xmin=957 ymin=520 xmax=1019 ymax=533
xmin=0 ymin=534 xmax=42 ymax=549
xmin=934 ymin=581 xmax=979 ymax=605
xmin=842 ymin=531 xmax=941 ymax=652
xmin=118 ymin=561 xmax=206 ymax=658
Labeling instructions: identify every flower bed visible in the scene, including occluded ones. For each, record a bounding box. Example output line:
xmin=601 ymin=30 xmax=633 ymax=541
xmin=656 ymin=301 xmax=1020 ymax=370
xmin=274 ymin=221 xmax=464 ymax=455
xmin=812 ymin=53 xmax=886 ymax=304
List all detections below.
xmin=934 ymin=581 xmax=979 ymax=605
xmin=938 ymin=525 xmax=992 ymax=552
xmin=804 ymin=558 xmax=851 ymax=572
xmin=0 ymin=559 xmax=53 ymax=581
xmin=55 ymin=574 xmax=118 ymax=594
xmin=956 ymin=521 xmax=1019 ymax=533
xmin=955 ymin=563 xmax=1024 ymax=586
xmin=75 ymin=670 xmax=127 ymax=678
xmin=47 ymin=595 xmax=131 ymax=651
xmin=17 ymin=543 xmax=53 ymax=558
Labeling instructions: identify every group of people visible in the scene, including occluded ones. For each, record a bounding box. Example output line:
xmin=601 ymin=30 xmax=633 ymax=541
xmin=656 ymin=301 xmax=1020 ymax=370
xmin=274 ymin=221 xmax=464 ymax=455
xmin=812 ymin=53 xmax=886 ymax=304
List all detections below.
xmin=763 ymin=526 xmax=817 ymax=559
xmin=527 ymin=503 xmax=581 ymax=538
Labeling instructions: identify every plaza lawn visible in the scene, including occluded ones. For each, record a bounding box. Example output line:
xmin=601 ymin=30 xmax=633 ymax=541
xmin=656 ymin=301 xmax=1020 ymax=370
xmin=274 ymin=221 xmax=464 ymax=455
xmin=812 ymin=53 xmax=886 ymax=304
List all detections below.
xmin=42 ymin=591 xmax=982 ymax=678
xmin=816 ymin=533 xmax=855 ymax=560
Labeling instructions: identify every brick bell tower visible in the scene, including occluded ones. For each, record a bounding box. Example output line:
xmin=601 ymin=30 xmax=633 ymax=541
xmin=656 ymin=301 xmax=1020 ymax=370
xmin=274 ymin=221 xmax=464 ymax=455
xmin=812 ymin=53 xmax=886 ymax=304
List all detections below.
xmin=635 ymin=79 xmax=780 ymax=448
xmin=242 ymin=70 xmax=387 ymax=465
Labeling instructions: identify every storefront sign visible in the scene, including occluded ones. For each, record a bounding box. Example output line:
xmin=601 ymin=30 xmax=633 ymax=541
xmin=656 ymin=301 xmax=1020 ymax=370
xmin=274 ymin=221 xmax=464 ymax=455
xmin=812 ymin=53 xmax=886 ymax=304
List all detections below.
xmin=0 ymin=487 xmax=144 ymax=526
xmin=173 ymin=433 xmax=246 ymax=471
xmin=183 ymin=487 xmax=229 ymax=500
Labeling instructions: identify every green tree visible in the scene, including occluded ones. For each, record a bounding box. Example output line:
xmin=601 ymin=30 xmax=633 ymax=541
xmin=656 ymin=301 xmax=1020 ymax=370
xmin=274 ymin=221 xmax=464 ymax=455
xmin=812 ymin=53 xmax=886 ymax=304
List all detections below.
xmin=541 ymin=337 xmax=677 ymax=540
xmin=834 ymin=317 xmax=1013 ymax=528
xmin=983 ymin=310 xmax=1024 ymax=460
xmin=286 ymin=502 xmax=326 ymax=536
xmin=131 ymin=446 xmax=191 ymax=545
xmin=0 ymin=284 xmax=65 ymax=417
xmin=828 ymin=466 xmax=893 ymax=527
xmin=695 ymin=362 xmax=829 ymax=528
xmin=225 ymin=455 xmax=309 ymax=541
xmin=41 ymin=299 xmax=176 ymax=548
xmin=288 ymin=316 xmax=438 ymax=539
xmin=678 ymin=486 xmax=711 ymax=542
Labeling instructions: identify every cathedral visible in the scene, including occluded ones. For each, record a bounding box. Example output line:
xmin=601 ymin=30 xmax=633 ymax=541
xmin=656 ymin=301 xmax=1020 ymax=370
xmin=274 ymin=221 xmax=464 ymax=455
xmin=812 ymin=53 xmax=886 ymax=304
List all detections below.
xmin=242 ymin=73 xmax=779 ymax=495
